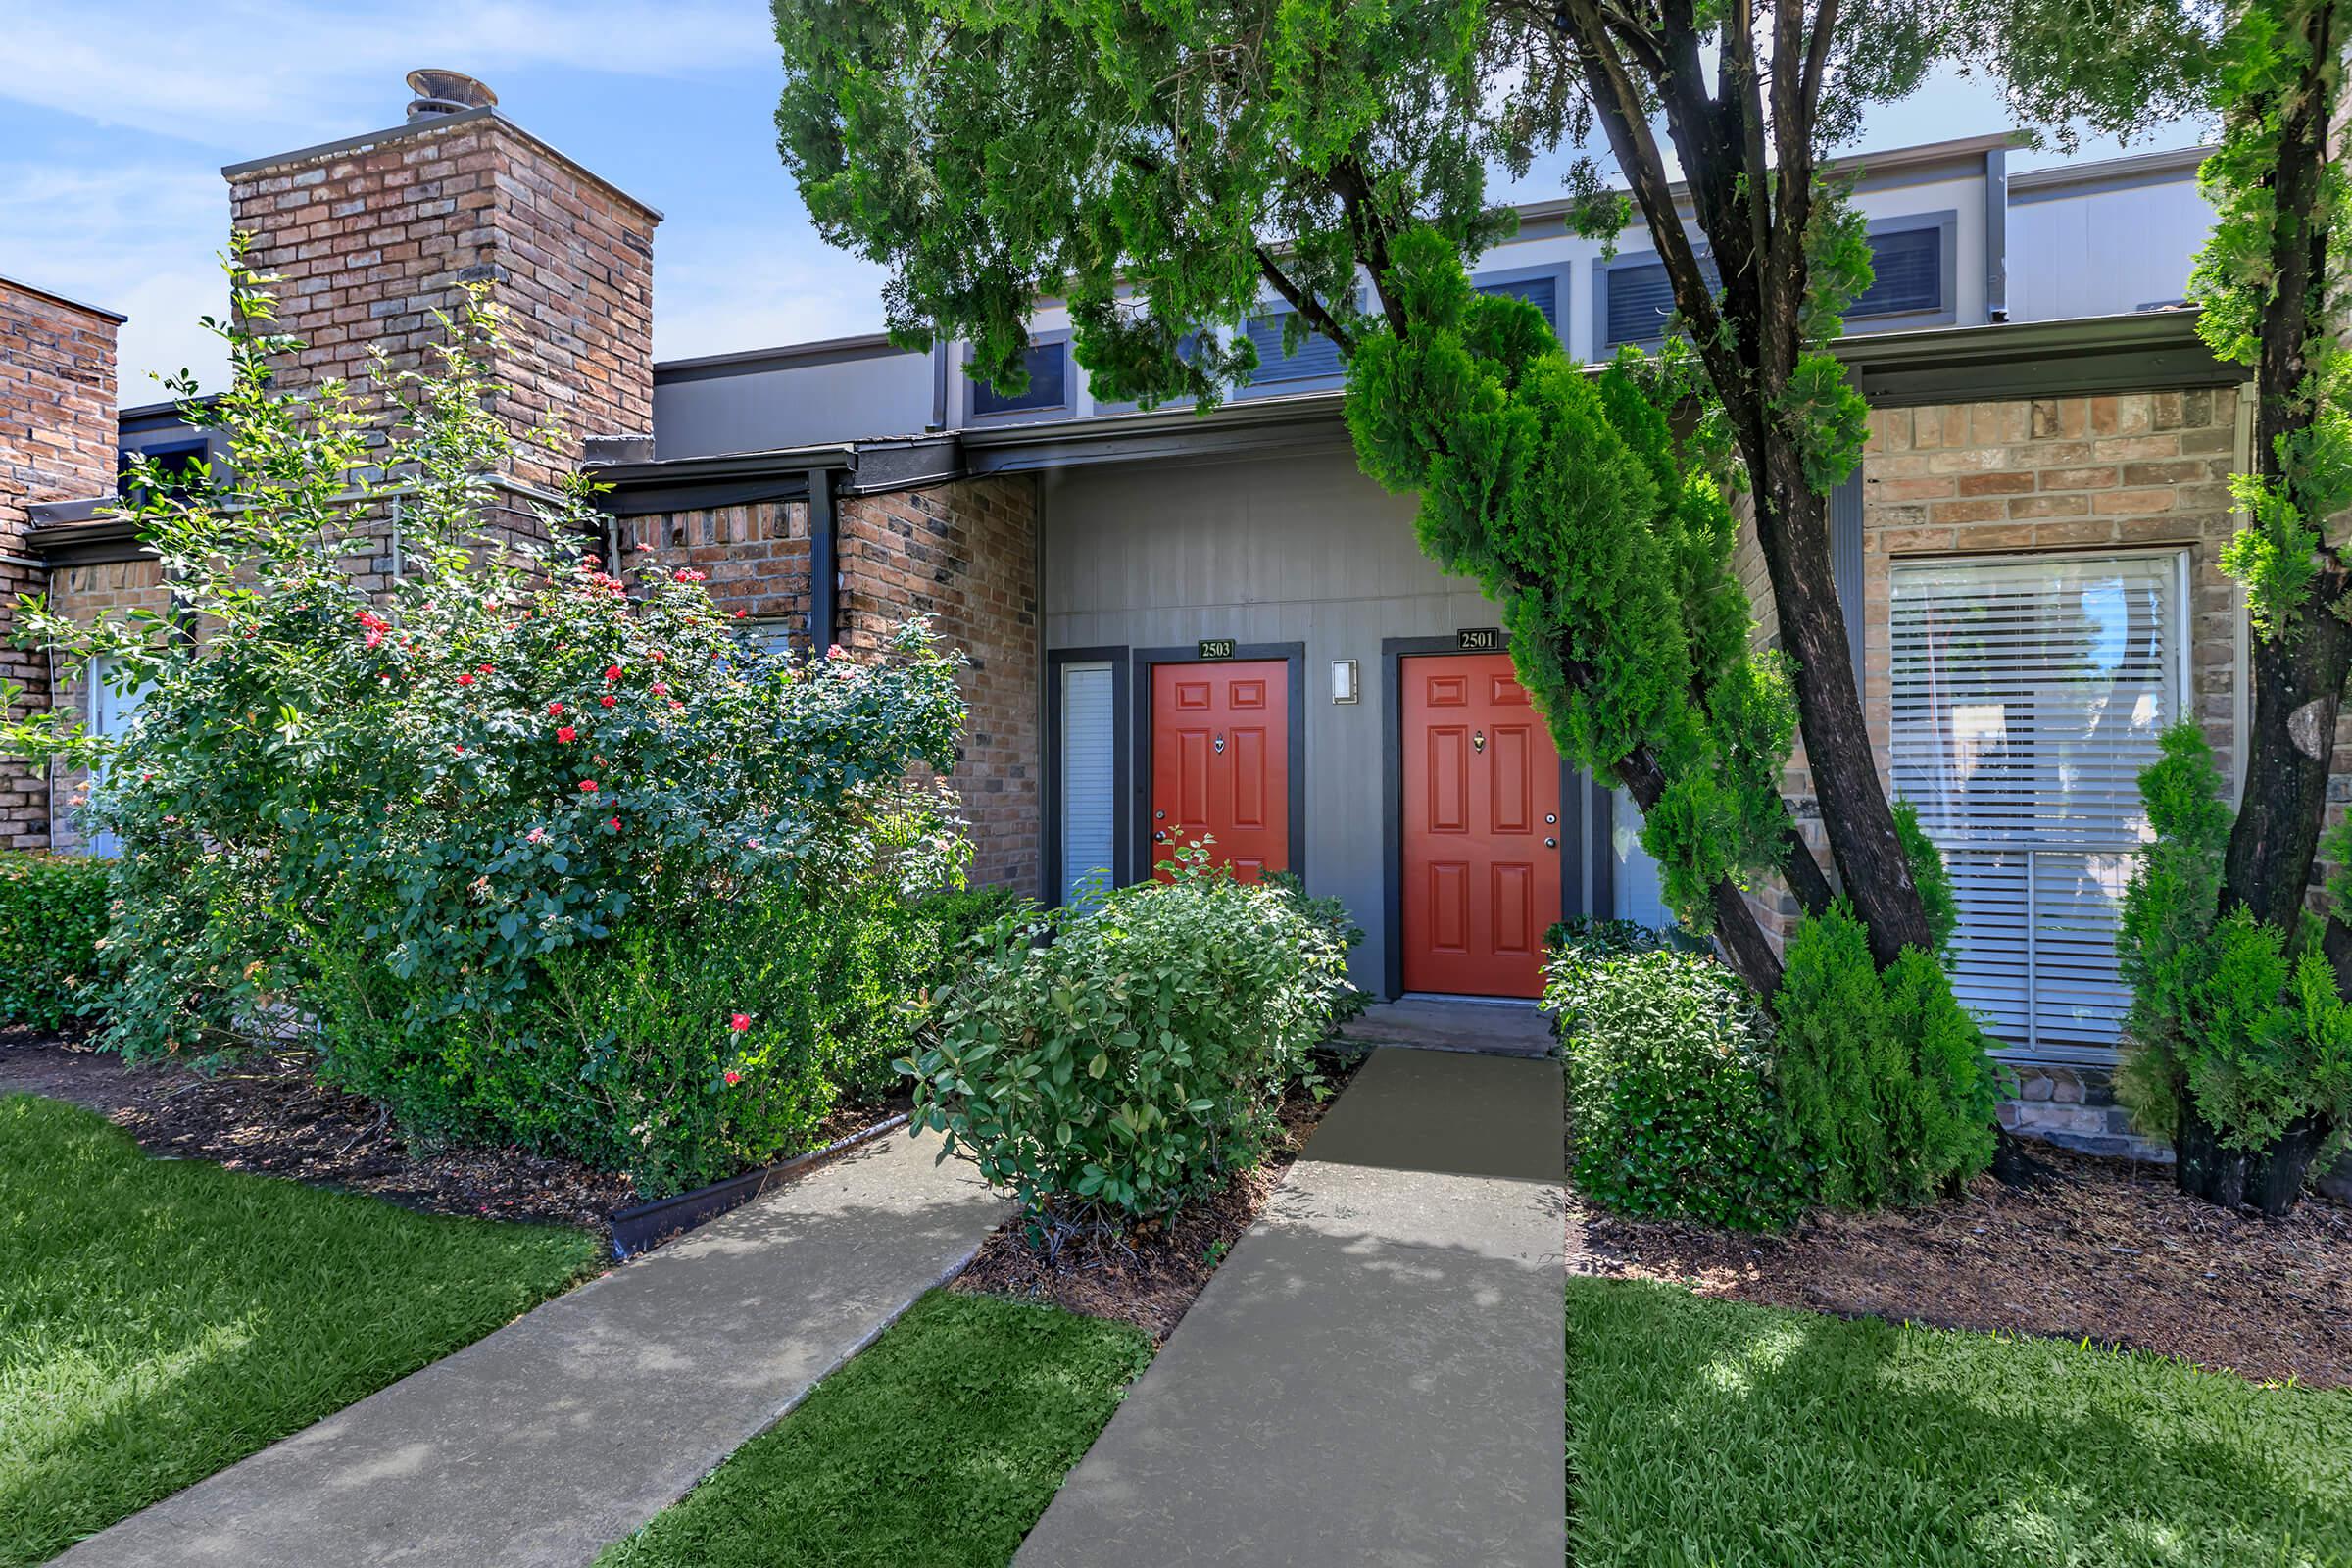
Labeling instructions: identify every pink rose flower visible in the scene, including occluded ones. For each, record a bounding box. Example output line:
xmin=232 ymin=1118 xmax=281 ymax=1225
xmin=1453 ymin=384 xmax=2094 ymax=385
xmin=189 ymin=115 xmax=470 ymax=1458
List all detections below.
xmin=579 ymin=779 xmax=598 ymax=793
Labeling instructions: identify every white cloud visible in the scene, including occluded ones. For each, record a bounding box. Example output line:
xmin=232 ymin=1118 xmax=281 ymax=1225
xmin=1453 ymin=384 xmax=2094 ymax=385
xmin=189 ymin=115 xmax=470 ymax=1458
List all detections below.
xmin=0 ymin=158 xmax=231 ymax=391
xmin=0 ymin=0 xmax=766 ymax=147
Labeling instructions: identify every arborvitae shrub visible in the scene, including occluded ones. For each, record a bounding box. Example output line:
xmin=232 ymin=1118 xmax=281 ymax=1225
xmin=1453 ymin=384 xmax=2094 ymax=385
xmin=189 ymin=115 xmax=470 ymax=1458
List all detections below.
xmin=1773 ymin=902 xmax=1998 ymax=1208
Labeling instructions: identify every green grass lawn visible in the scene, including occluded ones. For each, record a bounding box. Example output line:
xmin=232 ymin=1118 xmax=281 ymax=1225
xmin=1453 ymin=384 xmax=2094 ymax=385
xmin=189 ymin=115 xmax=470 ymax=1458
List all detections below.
xmin=0 ymin=1093 xmax=602 ymax=1568
xmin=1569 ymin=1275 xmax=2352 ymax=1567
xmin=597 ymin=1289 xmax=1152 ymax=1568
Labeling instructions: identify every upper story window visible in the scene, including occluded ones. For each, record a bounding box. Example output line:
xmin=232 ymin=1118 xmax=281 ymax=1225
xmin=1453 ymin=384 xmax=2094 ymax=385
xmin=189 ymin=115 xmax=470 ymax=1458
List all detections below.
xmin=1598 ymin=214 xmax=1955 ymax=351
xmin=1473 ymin=267 xmax=1569 ymax=340
xmin=1242 ymin=307 xmax=1348 ymax=387
xmin=967 ymin=337 xmax=1071 ymax=418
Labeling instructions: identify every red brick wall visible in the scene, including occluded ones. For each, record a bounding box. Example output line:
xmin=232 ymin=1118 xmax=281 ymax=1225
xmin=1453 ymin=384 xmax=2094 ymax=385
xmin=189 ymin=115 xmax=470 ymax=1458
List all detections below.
xmin=0 ymin=278 xmax=122 ymax=848
xmin=839 ymin=478 xmax=1040 ymax=890
xmin=225 ymin=108 xmax=658 ymax=487
xmin=613 ymin=502 xmax=813 ymax=639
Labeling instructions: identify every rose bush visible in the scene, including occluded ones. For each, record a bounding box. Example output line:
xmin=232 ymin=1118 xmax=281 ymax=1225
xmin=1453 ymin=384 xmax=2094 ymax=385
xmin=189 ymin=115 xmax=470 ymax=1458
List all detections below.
xmin=1 ymin=249 xmax=972 ymax=1191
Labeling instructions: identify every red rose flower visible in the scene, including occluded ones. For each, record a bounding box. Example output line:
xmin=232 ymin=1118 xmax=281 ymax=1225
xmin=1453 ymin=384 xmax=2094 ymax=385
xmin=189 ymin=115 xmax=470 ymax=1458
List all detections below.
xmin=556 ymin=726 xmax=577 ymax=743
xmin=547 ymin=702 xmax=564 ymax=716
xmin=723 ymin=1069 xmax=742 ymax=1086
xmin=476 ymin=662 xmax=494 ymax=674
xmin=600 ymin=694 xmax=617 ymax=708
xmin=604 ymin=665 xmax=623 ymax=682
xmin=456 ymin=673 xmax=475 ymax=686
xmin=729 ymin=1012 xmax=751 ymax=1032
xmin=607 ymin=815 xmax=621 ymax=830
xmin=579 ymin=779 xmax=598 ymax=793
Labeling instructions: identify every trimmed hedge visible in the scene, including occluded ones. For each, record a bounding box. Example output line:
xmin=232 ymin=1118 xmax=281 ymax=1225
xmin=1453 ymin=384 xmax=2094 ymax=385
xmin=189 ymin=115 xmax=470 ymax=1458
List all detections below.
xmin=0 ymin=854 xmax=111 ymax=1032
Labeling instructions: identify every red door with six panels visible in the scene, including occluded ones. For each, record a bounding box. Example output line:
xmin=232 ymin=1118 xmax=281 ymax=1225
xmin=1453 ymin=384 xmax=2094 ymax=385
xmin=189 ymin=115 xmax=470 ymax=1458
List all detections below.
xmin=1401 ymin=653 xmax=1562 ymax=997
xmin=1150 ymin=661 xmax=1289 ymax=881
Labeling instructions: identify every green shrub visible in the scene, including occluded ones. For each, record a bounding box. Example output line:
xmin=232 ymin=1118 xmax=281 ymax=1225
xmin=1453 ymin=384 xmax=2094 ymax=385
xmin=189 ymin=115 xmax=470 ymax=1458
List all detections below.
xmin=308 ymin=884 xmax=949 ymax=1197
xmin=1546 ymin=942 xmax=1802 ymax=1231
xmin=905 ymin=846 xmax=1350 ymax=1229
xmin=1265 ymin=871 xmax=1371 ymax=1023
xmin=0 ymin=854 xmax=112 ymax=1031
xmin=1774 ymin=903 xmax=1998 ymax=1207
xmin=1892 ymin=799 xmax=1959 ymax=963
xmin=2114 ymin=722 xmax=2352 ymax=1164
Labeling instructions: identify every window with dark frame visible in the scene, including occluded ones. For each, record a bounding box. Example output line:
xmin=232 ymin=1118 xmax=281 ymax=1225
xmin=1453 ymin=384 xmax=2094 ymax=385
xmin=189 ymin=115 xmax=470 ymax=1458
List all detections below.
xmin=1242 ymin=309 xmax=1346 ymax=384
xmin=1474 ymin=274 xmax=1562 ymax=333
xmin=1599 ymin=221 xmax=1947 ymax=351
xmin=968 ymin=338 xmax=1069 ymax=416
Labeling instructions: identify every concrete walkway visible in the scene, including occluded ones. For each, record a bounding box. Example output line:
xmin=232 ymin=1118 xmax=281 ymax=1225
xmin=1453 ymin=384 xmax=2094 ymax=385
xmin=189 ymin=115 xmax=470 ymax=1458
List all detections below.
xmin=1336 ymin=995 xmax=1557 ymax=1056
xmin=56 ymin=1128 xmax=1005 ymax=1568
xmin=1018 ymin=1047 xmax=1566 ymax=1568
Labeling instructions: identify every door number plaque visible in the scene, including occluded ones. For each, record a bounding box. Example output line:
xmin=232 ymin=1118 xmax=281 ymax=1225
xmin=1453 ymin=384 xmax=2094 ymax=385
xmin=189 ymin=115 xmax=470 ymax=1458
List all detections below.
xmin=1457 ymin=627 xmax=1502 ymax=652
xmin=1197 ymin=638 xmax=1237 ymax=660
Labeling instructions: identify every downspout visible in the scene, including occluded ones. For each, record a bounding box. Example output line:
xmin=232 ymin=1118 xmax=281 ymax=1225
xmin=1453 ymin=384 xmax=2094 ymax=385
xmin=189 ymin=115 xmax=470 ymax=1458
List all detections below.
xmin=808 ymin=466 xmax=838 ymax=654
xmin=1984 ymin=147 xmax=2009 ymax=323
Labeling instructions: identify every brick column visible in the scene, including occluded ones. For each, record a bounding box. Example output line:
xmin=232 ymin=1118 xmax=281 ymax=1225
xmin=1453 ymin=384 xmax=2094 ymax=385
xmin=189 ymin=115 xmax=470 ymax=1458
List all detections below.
xmin=838 ymin=477 xmax=1041 ymax=891
xmin=223 ymin=88 xmax=660 ymax=495
xmin=0 ymin=276 xmax=123 ymax=848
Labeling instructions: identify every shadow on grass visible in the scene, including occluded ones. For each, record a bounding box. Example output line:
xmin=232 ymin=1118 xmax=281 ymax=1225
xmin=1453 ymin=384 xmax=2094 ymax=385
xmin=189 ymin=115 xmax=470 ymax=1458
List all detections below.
xmin=1567 ymin=1276 xmax=2352 ymax=1568
xmin=1 ymin=1094 xmax=600 ymax=1568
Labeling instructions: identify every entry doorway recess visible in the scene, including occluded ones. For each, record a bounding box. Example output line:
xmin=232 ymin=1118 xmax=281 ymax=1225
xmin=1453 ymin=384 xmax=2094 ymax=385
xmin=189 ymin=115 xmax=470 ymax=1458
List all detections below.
xmin=1143 ymin=654 xmax=1300 ymax=883
xmin=1396 ymin=651 xmax=1563 ymax=998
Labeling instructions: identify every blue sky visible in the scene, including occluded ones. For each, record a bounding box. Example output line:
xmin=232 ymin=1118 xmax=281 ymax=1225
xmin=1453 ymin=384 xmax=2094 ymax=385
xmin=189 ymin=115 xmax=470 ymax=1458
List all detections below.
xmin=0 ymin=1 xmax=2213 ymax=401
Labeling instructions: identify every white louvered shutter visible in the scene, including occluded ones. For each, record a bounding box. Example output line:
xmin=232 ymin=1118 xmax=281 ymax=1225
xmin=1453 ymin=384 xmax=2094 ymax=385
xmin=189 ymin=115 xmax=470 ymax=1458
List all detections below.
xmin=1887 ymin=551 xmax=2187 ymax=1059
xmin=1060 ymin=662 xmax=1116 ymax=906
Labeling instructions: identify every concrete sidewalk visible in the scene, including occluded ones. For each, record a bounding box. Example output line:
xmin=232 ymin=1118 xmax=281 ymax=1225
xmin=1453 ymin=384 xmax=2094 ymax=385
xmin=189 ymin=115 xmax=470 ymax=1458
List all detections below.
xmin=56 ymin=1128 xmax=1006 ymax=1568
xmin=1017 ymin=1047 xmax=1567 ymax=1568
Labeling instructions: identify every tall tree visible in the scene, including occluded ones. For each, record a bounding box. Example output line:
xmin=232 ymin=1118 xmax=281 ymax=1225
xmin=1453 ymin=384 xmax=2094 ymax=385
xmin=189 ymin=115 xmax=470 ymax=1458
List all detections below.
xmin=774 ymin=0 xmax=2206 ymax=992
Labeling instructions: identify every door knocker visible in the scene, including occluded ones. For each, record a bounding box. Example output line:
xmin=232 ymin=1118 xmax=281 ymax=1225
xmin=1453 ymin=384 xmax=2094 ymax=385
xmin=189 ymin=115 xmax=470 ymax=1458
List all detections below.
xmin=1213 ymin=733 xmax=1226 ymax=754
xmin=1472 ymin=729 xmax=1486 ymax=753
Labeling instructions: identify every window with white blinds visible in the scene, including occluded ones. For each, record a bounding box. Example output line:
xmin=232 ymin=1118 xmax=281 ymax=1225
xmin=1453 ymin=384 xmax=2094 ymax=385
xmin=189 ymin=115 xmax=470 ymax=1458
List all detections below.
xmin=1059 ymin=662 xmax=1117 ymax=906
xmin=1888 ymin=551 xmax=2188 ymax=1059
xmin=86 ymin=653 xmax=153 ymax=858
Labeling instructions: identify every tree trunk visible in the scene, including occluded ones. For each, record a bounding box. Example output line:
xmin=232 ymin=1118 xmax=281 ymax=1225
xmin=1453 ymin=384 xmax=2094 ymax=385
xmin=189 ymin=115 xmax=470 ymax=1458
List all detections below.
xmin=1748 ymin=438 xmax=1937 ymax=970
xmin=2175 ymin=1102 xmax=2329 ymax=1216
xmin=2221 ymin=582 xmax=2352 ymax=940
xmin=1613 ymin=740 xmax=1788 ymax=1000
xmin=2220 ymin=0 xmax=2350 ymax=948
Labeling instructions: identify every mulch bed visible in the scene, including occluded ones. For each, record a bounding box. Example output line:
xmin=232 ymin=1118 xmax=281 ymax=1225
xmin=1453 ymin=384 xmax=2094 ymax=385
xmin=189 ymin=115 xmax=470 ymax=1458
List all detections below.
xmin=0 ymin=1028 xmax=900 ymax=1246
xmin=953 ymin=1050 xmax=1361 ymax=1342
xmin=1571 ymin=1137 xmax=2352 ymax=1389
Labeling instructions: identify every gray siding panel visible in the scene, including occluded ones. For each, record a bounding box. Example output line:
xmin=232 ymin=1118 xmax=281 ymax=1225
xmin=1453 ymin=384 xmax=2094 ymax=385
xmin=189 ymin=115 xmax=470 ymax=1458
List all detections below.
xmin=653 ymin=354 xmax=934 ymax=459
xmin=1044 ymin=447 xmax=1499 ymax=991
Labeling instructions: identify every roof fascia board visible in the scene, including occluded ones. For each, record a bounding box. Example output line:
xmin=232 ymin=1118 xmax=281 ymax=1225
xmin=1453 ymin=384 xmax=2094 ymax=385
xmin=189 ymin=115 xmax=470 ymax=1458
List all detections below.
xmin=655 ymin=333 xmax=918 ymax=384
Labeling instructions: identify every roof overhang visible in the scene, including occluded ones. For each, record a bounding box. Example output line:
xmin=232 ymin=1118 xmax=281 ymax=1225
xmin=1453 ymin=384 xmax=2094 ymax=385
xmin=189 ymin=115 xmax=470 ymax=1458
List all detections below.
xmin=1834 ymin=309 xmax=2239 ymax=405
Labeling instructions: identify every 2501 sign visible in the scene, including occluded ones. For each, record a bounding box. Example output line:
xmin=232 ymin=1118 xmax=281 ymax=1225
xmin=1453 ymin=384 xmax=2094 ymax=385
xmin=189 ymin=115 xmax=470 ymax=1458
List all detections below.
xmin=1456 ymin=627 xmax=1502 ymax=652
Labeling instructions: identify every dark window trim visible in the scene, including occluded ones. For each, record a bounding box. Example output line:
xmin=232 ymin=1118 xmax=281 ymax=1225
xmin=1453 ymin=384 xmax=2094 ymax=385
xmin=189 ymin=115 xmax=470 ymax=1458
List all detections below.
xmin=1593 ymin=209 xmax=1962 ymax=352
xmin=1469 ymin=260 xmax=1574 ymax=346
xmin=1043 ymin=645 xmax=1133 ymax=907
xmin=961 ymin=327 xmax=1075 ymax=424
xmin=1232 ymin=292 xmax=1362 ymax=400
xmin=1379 ymin=635 xmax=1584 ymax=1001
xmin=1850 ymin=209 xmax=1960 ymax=329
xmin=1591 ymin=240 xmax=1717 ymax=354
xmin=1129 ymin=643 xmax=1308 ymax=886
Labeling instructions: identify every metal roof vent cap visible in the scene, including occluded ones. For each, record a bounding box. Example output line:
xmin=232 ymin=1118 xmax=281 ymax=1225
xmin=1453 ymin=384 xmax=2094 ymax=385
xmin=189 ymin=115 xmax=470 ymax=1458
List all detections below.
xmin=406 ymin=69 xmax=497 ymax=122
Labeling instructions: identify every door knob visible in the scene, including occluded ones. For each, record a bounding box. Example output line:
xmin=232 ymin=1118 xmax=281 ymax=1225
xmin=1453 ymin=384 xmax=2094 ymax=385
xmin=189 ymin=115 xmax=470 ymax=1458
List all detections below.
xmin=1154 ymin=830 xmax=1167 ymax=843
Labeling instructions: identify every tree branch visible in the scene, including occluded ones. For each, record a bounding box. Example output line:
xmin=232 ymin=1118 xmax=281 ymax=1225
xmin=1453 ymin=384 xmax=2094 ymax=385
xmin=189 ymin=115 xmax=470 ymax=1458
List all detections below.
xmin=1251 ymin=245 xmax=1357 ymax=357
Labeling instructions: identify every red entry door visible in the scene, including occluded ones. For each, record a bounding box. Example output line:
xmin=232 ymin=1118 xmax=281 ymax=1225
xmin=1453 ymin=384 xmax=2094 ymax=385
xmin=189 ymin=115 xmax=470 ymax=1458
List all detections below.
xmin=1401 ymin=653 xmax=1562 ymax=997
xmin=1151 ymin=661 xmax=1290 ymax=881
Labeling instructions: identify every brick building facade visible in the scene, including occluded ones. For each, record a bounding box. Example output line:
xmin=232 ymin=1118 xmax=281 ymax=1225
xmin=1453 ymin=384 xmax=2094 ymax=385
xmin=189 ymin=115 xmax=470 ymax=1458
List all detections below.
xmin=0 ymin=277 xmax=123 ymax=849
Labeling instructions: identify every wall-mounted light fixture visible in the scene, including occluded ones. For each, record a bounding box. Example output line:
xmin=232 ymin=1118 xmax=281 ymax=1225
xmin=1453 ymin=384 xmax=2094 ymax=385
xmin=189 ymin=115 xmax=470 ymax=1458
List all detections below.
xmin=1331 ymin=658 xmax=1359 ymax=705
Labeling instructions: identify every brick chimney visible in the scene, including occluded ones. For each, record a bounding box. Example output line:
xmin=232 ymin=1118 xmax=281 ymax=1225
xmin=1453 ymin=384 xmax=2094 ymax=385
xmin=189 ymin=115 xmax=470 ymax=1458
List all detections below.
xmin=222 ymin=70 xmax=661 ymax=491
xmin=0 ymin=275 xmax=122 ymax=847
